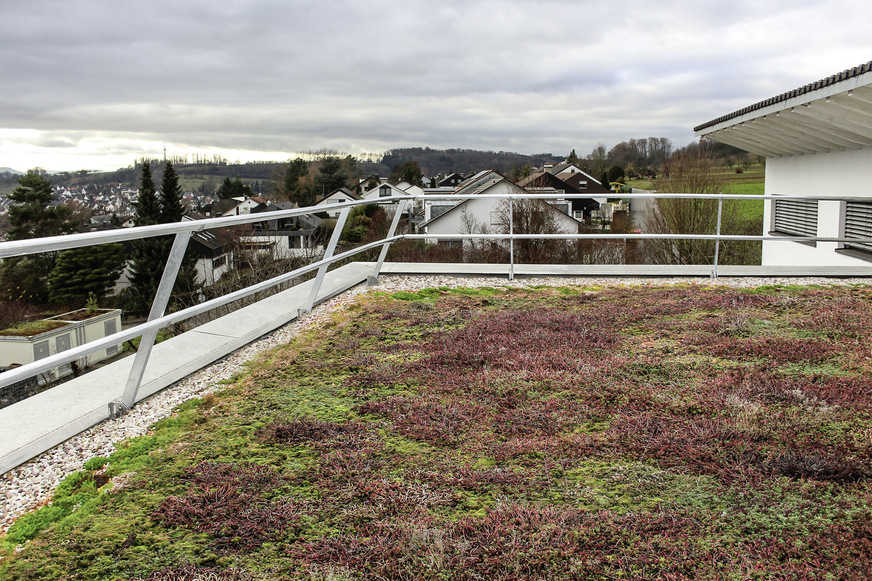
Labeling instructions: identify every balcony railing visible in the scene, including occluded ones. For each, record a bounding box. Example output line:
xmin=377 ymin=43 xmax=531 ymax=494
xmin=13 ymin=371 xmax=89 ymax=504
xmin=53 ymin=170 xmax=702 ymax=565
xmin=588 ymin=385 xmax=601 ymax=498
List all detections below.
xmin=1 ymin=191 xmax=871 ymax=415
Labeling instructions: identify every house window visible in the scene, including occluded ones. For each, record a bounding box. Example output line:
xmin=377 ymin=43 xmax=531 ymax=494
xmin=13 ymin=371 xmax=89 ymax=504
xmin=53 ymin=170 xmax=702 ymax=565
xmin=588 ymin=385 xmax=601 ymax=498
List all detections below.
xmin=212 ymin=255 xmax=227 ymax=269
xmin=844 ymin=201 xmax=872 ymax=253
xmin=379 ymin=184 xmax=392 ymax=198
xmin=773 ymin=198 xmax=818 ymax=238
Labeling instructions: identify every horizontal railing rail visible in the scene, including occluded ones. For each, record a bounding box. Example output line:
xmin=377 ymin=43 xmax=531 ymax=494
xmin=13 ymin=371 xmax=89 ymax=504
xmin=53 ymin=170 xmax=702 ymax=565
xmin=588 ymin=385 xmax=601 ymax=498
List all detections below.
xmin=1 ymin=191 xmax=871 ymax=413
xmin=0 ymin=192 xmax=861 ymax=259
xmin=0 ymin=199 xmax=384 ymax=259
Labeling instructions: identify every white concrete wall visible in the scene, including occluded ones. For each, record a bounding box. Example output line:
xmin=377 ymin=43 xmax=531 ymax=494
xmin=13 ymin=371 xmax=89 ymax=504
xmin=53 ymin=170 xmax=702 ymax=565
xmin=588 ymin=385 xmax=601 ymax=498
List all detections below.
xmin=763 ymin=147 xmax=872 ymax=266
xmin=0 ymin=336 xmax=42 ymax=368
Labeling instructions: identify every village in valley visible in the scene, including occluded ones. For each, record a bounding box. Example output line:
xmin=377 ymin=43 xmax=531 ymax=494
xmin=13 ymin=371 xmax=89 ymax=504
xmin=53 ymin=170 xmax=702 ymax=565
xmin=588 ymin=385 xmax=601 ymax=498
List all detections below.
xmin=0 ymin=139 xmax=764 ymax=310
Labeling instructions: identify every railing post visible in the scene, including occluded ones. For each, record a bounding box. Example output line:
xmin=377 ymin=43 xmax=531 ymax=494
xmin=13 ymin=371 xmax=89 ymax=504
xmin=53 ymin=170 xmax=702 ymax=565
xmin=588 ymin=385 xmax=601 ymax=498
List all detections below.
xmin=509 ymin=196 xmax=515 ymax=281
xmin=303 ymin=206 xmax=350 ymax=314
xmin=712 ymin=195 xmax=723 ymax=280
xmin=370 ymin=199 xmax=409 ymax=285
xmin=112 ymin=227 xmax=193 ymax=416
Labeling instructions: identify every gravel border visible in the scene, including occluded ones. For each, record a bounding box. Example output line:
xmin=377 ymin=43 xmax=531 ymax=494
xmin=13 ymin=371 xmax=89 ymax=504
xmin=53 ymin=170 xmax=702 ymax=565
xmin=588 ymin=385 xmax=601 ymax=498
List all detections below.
xmin=2 ymin=275 xmax=869 ymax=535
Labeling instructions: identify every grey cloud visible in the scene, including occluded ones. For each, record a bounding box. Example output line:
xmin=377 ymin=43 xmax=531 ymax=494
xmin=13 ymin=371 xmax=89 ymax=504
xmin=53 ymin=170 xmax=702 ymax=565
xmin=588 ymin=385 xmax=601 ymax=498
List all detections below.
xmin=2 ymin=0 xmax=871 ymax=171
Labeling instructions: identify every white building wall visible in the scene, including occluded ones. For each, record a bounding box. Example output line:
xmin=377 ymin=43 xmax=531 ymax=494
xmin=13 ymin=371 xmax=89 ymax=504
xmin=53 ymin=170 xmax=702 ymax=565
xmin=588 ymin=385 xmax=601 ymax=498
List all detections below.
xmin=195 ymin=255 xmax=231 ymax=287
xmin=0 ymin=337 xmax=41 ymax=368
xmin=0 ymin=310 xmax=122 ymax=372
xmin=763 ymin=148 xmax=872 ymax=266
xmin=425 ymin=182 xmax=580 ymax=244
xmin=425 ymin=197 xmax=495 ymax=243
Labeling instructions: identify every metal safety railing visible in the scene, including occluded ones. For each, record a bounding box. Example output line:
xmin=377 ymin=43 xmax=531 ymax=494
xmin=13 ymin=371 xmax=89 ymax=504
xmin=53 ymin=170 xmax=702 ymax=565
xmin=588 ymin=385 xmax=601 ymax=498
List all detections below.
xmin=1 ymin=191 xmax=870 ymax=415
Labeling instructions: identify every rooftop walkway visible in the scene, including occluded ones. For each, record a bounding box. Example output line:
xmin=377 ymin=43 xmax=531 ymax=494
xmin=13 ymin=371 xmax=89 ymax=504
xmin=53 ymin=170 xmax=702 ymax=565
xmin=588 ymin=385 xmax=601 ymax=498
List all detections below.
xmin=3 ymin=261 xmax=872 ymax=475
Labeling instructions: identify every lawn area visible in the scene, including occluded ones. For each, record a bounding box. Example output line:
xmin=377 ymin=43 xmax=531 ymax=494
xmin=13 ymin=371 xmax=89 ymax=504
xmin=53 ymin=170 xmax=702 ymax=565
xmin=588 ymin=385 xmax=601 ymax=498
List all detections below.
xmin=3 ymin=283 xmax=872 ymax=580
xmin=628 ymin=164 xmax=765 ymax=194
xmin=628 ymin=164 xmax=765 ymax=225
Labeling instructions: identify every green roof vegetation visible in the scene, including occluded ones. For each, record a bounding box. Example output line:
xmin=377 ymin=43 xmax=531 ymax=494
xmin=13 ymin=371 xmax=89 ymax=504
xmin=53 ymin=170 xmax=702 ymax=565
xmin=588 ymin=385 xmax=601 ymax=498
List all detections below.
xmin=3 ymin=283 xmax=872 ymax=579
xmin=0 ymin=319 xmax=71 ymax=337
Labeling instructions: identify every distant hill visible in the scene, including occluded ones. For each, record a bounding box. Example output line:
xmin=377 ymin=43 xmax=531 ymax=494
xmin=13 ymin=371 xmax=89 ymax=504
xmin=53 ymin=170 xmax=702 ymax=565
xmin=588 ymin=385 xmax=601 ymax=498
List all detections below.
xmin=0 ymin=168 xmax=22 ymax=175
xmin=364 ymin=148 xmax=565 ymax=177
xmin=29 ymin=147 xmax=566 ymax=192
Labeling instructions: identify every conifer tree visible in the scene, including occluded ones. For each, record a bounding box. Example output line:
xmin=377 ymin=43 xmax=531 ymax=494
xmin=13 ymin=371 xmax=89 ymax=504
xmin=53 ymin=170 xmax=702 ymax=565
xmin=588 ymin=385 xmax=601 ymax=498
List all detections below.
xmin=159 ymin=161 xmax=185 ymax=223
xmin=134 ymin=161 xmax=161 ymax=226
xmin=567 ymin=149 xmax=579 ymax=165
xmin=125 ymin=162 xmax=166 ymax=315
xmin=7 ymin=171 xmax=77 ymax=241
xmin=1 ymin=170 xmax=78 ymax=302
xmin=158 ymin=161 xmax=199 ymax=307
xmin=282 ymin=157 xmax=310 ymax=205
xmin=48 ymin=243 xmax=126 ymax=305
xmin=314 ymin=157 xmax=348 ymax=200
xmin=216 ymin=176 xmax=253 ymax=200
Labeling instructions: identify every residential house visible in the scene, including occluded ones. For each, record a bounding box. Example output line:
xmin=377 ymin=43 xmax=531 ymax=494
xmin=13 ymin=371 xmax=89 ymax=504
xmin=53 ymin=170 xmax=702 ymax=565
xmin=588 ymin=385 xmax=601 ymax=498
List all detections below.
xmin=0 ymin=308 xmax=123 ymax=384
xmin=359 ymin=182 xmax=425 ymax=228
xmin=544 ymin=162 xmax=587 ymax=178
xmin=185 ymin=214 xmax=237 ymax=286
xmin=694 ymin=60 xmax=872 ymax=267
xmin=216 ymin=196 xmax=268 ymax=217
xmin=518 ymin=172 xmax=604 ymax=221
xmin=560 ymin=171 xmax=613 ymax=195
xmin=249 ymin=201 xmax=322 ymax=257
xmin=360 ymin=182 xmax=422 ymax=201
xmin=422 ymin=170 xmax=504 ymax=224
xmin=315 ymin=188 xmax=360 ymax=219
xmin=439 ymin=173 xmax=465 ymax=187
xmin=420 ymin=173 xmax=583 ymax=250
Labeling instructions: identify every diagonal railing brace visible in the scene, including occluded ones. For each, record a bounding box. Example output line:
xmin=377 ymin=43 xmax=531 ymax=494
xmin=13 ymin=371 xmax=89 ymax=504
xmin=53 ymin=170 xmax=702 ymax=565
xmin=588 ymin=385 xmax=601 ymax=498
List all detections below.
xmin=303 ymin=207 xmax=350 ymax=314
xmin=370 ymin=199 xmax=409 ymax=285
xmin=111 ymin=227 xmax=193 ymax=416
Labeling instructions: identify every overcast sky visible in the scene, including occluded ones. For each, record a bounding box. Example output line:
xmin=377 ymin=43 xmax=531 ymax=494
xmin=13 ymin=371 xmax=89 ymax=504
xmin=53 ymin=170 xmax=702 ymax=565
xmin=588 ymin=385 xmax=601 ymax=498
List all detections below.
xmin=1 ymin=0 xmax=870 ymax=173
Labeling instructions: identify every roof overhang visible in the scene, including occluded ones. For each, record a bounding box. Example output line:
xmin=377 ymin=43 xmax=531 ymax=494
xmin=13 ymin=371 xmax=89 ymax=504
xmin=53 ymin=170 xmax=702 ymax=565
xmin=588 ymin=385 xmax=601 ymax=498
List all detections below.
xmin=694 ymin=61 xmax=872 ymax=157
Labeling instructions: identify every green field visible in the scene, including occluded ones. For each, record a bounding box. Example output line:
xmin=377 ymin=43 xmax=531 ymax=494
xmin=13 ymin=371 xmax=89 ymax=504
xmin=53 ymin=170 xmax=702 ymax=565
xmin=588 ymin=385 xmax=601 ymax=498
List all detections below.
xmin=628 ymin=164 xmax=764 ymax=194
xmin=629 ymin=164 xmax=765 ymax=223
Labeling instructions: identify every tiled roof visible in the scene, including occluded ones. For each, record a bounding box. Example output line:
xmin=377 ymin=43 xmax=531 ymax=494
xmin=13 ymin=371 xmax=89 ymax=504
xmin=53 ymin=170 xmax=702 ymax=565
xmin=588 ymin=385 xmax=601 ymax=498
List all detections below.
xmin=694 ymin=60 xmax=872 ymax=132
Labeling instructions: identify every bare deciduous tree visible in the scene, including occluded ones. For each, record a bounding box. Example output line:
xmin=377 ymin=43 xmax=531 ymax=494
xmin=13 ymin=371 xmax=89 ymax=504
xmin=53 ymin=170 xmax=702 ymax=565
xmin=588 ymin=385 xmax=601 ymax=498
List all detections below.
xmin=642 ymin=145 xmax=761 ymax=265
xmin=491 ymin=198 xmax=572 ymax=264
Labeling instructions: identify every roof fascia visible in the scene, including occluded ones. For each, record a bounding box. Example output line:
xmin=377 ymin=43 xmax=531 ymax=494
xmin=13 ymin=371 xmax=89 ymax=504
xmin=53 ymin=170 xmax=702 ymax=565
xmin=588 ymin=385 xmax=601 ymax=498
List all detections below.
xmin=695 ymin=70 xmax=872 ymax=136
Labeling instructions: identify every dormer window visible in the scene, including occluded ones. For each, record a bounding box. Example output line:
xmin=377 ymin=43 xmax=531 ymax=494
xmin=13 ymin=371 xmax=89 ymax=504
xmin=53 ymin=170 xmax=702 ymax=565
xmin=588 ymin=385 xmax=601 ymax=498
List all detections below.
xmin=379 ymin=184 xmax=391 ymax=198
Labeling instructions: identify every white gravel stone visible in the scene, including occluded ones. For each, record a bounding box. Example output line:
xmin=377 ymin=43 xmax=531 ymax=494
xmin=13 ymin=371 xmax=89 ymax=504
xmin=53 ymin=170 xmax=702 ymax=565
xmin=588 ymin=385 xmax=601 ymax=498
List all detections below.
xmin=1 ymin=274 xmax=869 ymax=535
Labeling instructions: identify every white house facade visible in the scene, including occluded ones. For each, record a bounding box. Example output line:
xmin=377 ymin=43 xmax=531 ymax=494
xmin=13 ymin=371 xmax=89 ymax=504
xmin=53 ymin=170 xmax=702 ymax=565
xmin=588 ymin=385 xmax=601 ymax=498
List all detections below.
xmin=695 ymin=61 xmax=872 ymax=267
xmin=360 ymin=182 xmax=420 ymax=201
xmin=315 ymin=188 xmax=359 ymax=219
xmin=421 ymin=178 xmax=581 ymax=248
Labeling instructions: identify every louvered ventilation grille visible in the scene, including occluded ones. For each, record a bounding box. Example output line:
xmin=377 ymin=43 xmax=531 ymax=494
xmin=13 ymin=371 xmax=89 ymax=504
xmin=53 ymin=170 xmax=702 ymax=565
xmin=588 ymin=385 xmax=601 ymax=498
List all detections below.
xmin=773 ymin=199 xmax=818 ymax=237
xmin=845 ymin=201 xmax=872 ymax=252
